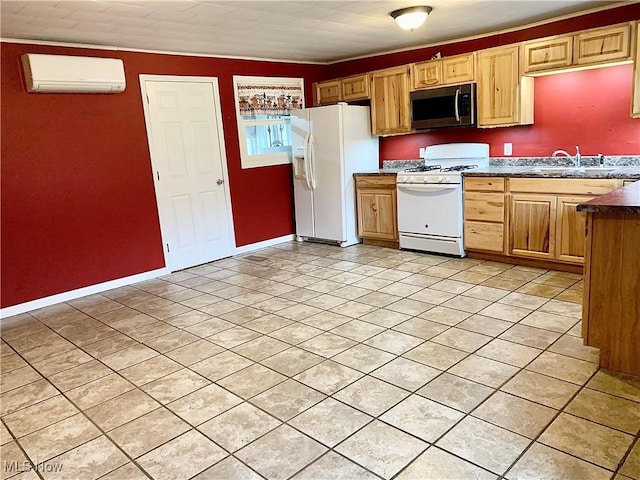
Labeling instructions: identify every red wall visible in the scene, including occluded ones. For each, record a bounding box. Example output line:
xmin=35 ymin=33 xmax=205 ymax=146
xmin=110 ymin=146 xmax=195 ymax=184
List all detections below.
xmin=1 ymin=42 xmax=323 ymax=307
xmin=381 ymin=64 xmax=640 ymax=160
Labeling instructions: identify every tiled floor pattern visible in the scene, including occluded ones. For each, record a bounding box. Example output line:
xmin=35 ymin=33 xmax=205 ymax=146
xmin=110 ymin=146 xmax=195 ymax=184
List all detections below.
xmin=1 ymin=242 xmax=640 ymax=480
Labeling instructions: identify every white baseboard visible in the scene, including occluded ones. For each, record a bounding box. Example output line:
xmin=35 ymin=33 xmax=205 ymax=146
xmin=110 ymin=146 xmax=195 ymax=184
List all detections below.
xmin=1 ymin=234 xmax=295 ymax=320
xmin=0 ymin=268 xmax=169 ymax=320
xmin=233 ymin=234 xmax=295 ymax=255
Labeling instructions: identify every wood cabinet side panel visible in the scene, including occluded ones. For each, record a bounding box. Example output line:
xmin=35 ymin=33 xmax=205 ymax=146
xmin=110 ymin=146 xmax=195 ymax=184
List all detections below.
xmin=633 ymin=21 xmax=640 ymax=118
xmin=585 ymin=213 xmax=640 ymax=375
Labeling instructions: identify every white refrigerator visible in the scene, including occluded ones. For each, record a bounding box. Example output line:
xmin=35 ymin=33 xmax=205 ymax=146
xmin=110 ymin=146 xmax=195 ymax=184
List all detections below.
xmin=290 ymin=104 xmax=379 ymax=247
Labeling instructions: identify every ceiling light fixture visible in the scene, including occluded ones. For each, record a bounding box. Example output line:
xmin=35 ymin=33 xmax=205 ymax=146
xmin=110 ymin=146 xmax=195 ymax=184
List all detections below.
xmin=390 ymin=6 xmax=433 ymax=31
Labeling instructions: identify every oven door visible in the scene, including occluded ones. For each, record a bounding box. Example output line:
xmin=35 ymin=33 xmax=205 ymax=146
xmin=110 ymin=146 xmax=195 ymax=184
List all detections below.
xmin=397 ymin=183 xmax=462 ymax=238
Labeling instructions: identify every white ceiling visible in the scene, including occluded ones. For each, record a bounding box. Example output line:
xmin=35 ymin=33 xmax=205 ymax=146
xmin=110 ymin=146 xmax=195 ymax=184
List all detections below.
xmin=0 ymin=1 xmax=626 ymax=63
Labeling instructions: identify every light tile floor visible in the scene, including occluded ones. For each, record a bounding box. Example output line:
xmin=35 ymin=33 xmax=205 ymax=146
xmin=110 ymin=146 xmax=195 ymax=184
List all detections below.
xmin=1 ymin=242 xmax=640 ymax=480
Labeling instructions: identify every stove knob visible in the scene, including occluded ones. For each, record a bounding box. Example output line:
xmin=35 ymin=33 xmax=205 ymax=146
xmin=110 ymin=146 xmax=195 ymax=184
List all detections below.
xmin=438 ymin=176 xmax=444 ymax=183
xmin=410 ymin=176 xmax=416 ymax=183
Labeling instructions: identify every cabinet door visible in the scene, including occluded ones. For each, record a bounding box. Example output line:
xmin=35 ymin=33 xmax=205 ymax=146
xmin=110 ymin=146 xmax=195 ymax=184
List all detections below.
xmin=411 ymin=61 xmax=441 ymax=90
xmin=357 ymin=188 xmax=397 ymax=240
xmin=314 ymin=80 xmax=341 ymax=106
xmin=522 ymin=35 xmax=573 ymax=73
xmin=442 ymin=54 xmax=475 ymax=84
xmin=509 ymin=194 xmax=556 ymax=260
xmin=370 ymin=66 xmax=411 ymax=135
xmin=477 ymin=45 xmax=530 ymax=127
xmin=633 ymin=21 xmax=640 ymax=118
xmin=574 ymin=23 xmax=632 ymax=66
xmin=341 ymin=74 xmax=369 ymax=101
xmin=555 ymin=195 xmax=592 ymax=264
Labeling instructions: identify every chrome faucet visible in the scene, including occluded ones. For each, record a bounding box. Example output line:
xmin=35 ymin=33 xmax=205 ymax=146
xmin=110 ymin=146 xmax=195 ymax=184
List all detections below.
xmin=552 ymin=146 xmax=581 ymax=167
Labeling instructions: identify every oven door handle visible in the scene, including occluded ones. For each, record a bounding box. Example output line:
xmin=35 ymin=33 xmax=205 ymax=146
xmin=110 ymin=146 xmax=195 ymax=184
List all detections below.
xmin=397 ymin=184 xmax=459 ymax=192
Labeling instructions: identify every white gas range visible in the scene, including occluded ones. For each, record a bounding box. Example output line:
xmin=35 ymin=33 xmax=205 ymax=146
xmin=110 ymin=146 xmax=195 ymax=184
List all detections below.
xmin=396 ymin=143 xmax=490 ymax=257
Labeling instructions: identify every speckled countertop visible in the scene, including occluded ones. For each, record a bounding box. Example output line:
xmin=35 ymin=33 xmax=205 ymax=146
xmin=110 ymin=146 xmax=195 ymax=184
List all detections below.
xmin=354 ymin=169 xmax=402 ymax=176
xmin=354 ymin=156 xmax=640 ymax=178
xmin=577 ymin=181 xmax=640 ymax=214
xmin=462 ymin=166 xmax=640 ymax=179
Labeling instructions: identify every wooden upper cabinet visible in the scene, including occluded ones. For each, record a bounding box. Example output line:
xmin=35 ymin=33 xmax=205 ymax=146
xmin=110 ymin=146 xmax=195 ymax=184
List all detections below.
xmin=314 ymin=80 xmax=341 ymax=106
xmin=574 ymin=23 xmax=632 ymax=66
xmin=509 ymin=193 xmax=556 ymax=260
xmin=633 ymin=21 xmax=640 ymax=118
xmin=370 ymin=66 xmax=412 ymax=136
xmin=522 ymin=35 xmax=573 ymax=74
xmin=442 ymin=53 xmax=475 ymax=84
xmin=412 ymin=53 xmax=474 ymax=90
xmin=412 ymin=61 xmax=442 ymax=89
xmin=341 ymin=74 xmax=369 ymax=101
xmin=555 ymin=195 xmax=592 ymax=264
xmin=476 ymin=45 xmax=533 ymax=127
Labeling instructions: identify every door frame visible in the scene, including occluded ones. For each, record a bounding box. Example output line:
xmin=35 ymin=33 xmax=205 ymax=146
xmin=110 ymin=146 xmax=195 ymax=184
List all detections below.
xmin=139 ymin=74 xmax=236 ymax=270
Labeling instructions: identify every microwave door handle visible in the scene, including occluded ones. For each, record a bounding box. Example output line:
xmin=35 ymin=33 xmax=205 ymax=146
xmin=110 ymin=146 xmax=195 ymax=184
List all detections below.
xmin=454 ymin=88 xmax=461 ymax=122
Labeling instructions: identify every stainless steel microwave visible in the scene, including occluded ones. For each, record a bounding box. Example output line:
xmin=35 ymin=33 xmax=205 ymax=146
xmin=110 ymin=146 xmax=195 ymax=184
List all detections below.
xmin=410 ymin=83 xmax=476 ymax=129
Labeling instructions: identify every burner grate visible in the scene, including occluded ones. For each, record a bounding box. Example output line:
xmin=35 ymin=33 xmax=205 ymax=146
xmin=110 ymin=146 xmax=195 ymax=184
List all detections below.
xmin=441 ymin=164 xmax=478 ymax=172
xmin=404 ymin=165 xmax=441 ymax=172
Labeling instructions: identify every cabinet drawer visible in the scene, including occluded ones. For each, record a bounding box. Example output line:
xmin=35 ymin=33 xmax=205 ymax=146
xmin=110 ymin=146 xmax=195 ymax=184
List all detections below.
xmin=464 ymin=192 xmax=504 ymax=222
xmin=355 ymin=175 xmax=396 ymax=188
xmin=464 ymin=177 xmax=505 ymax=192
xmin=464 ymin=221 xmax=504 ymax=252
xmin=509 ymin=178 xmax=618 ymax=195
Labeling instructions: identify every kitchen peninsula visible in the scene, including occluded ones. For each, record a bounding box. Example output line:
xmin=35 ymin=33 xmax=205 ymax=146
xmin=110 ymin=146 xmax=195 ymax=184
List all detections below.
xmin=579 ymin=181 xmax=640 ymax=376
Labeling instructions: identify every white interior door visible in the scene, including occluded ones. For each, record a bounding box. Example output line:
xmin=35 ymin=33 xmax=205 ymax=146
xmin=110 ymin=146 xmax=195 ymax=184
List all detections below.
xmin=143 ymin=79 xmax=233 ymax=271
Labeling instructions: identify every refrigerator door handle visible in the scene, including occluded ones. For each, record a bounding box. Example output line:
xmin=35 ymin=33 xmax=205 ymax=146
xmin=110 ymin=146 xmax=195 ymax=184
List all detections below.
xmin=303 ymin=133 xmax=312 ymax=190
xmin=308 ymin=133 xmax=317 ymax=190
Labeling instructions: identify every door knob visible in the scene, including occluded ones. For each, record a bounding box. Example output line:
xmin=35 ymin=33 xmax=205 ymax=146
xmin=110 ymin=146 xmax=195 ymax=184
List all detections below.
xmin=217 ymin=179 xmax=224 ymax=185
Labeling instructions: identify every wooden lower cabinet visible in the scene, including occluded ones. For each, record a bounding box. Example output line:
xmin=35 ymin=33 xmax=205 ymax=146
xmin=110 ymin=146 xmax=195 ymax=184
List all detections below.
xmin=463 ymin=177 xmax=506 ymax=253
xmin=355 ymin=175 xmax=398 ymax=248
xmin=555 ymin=195 xmax=593 ymax=263
xmin=509 ymin=194 xmax=556 ymax=260
xmin=464 ymin=177 xmax=630 ymax=268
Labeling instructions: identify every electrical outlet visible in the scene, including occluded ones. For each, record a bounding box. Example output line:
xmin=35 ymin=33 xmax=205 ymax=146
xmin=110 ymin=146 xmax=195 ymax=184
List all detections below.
xmin=504 ymin=143 xmax=513 ymax=156
xmin=419 ymin=147 xmax=426 ymax=158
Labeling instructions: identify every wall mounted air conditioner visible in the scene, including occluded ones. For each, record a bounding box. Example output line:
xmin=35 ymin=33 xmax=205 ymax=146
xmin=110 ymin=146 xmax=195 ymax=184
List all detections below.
xmin=21 ymin=54 xmax=126 ymax=93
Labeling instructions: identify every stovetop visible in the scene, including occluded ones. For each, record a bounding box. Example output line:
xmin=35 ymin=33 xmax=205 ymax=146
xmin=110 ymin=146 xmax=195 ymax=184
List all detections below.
xmin=401 ymin=164 xmax=480 ymax=175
